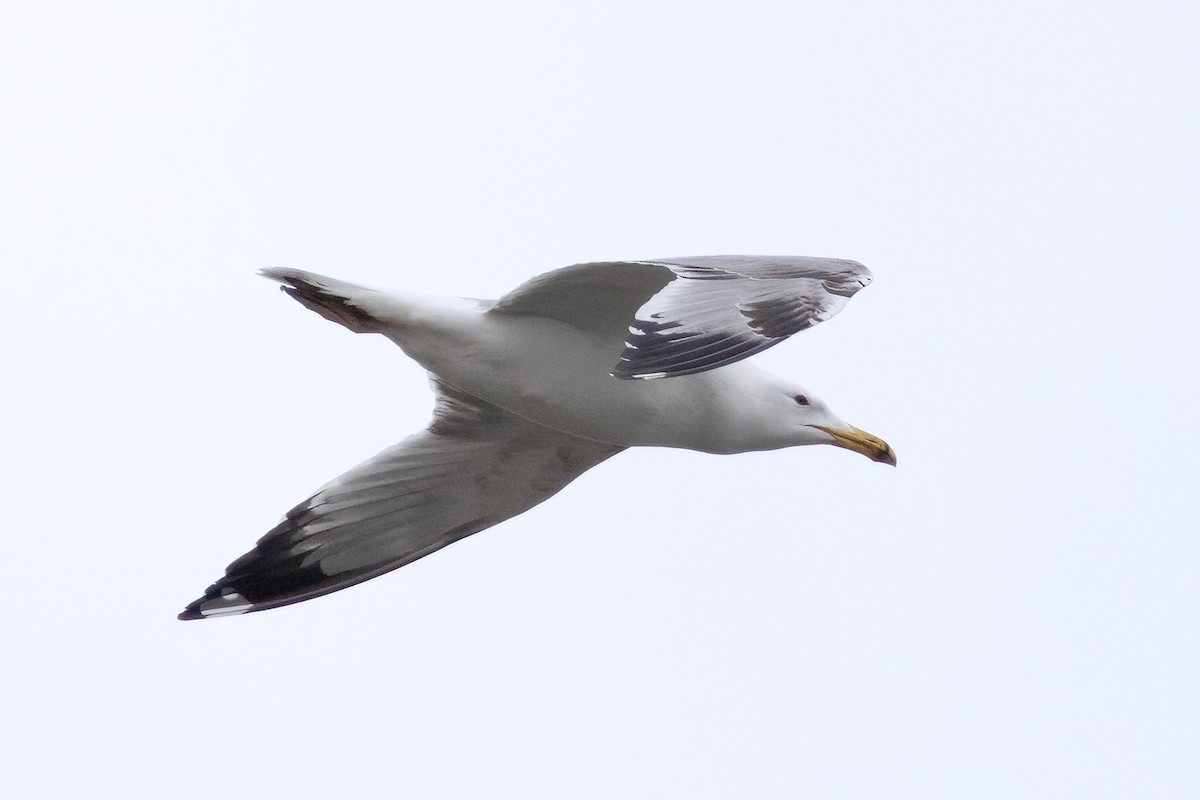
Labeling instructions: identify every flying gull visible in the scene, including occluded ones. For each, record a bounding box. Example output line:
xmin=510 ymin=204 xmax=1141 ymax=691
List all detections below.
xmin=179 ymin=256 xmax=895 ymax=619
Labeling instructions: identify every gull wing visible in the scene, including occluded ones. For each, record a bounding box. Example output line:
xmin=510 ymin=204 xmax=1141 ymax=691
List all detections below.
xmin=489 ymin=260 xmax=676 ymax=336
xmin=179 ymin=380 xmax=623 ymax=619
xmin=489 ymin=256 xmax=872 ymax=379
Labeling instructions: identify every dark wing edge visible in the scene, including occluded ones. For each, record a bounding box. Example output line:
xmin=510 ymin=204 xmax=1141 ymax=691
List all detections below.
xmin=178 ymin=380 xmax=623 ymax=620
xmin=612 ymin=256 xmax=873 ymax=379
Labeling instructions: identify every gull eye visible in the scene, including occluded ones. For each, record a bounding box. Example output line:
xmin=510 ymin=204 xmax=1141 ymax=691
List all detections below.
xmin=794 ymin=394 xmax=810 ymax=406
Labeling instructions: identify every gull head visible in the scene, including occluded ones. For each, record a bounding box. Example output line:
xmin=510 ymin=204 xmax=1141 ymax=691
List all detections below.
xmin=766 ymin=384 xmax=896 ymax=466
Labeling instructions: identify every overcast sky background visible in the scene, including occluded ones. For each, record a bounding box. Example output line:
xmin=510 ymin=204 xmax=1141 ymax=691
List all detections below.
xmin=3 ymin=1 xmax=1197 ymax=797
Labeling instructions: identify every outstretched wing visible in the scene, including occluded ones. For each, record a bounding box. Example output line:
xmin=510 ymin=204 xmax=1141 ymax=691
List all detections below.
xmin=179 ymin=380 xmax=623 ymax=619
xmin=489 ymin=255 xmax=872 ymax=379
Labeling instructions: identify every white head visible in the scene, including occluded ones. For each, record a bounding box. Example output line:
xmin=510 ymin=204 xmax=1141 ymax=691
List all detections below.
xmin=738 ymin=379 xmax=896 ymax=465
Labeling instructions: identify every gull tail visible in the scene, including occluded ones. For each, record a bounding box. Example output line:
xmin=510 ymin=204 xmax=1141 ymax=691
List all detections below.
xmin=259 ymin=267 xmax=393 ymax=334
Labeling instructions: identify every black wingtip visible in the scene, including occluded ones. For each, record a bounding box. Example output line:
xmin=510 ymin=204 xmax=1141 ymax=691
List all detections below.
xmin=177 ymin=602 xmax=205 ymax=621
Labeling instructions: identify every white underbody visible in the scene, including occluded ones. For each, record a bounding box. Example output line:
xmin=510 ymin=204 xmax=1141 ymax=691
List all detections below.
xmin=377 ymin=293 xmax=782 ymax=454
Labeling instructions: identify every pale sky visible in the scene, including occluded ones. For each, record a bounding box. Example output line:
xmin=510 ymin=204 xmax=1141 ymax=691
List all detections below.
xmin=3 ymin=1 xmax=1198 ymax=797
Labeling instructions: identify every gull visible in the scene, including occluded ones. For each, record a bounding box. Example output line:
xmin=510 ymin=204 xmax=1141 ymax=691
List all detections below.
xmin=179 ymin=256 xmax=895 ymax=619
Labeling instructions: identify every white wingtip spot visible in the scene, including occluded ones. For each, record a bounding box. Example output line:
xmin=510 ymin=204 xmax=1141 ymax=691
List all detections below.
xmin=199 ymin=591 xmax=253 ymax=617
